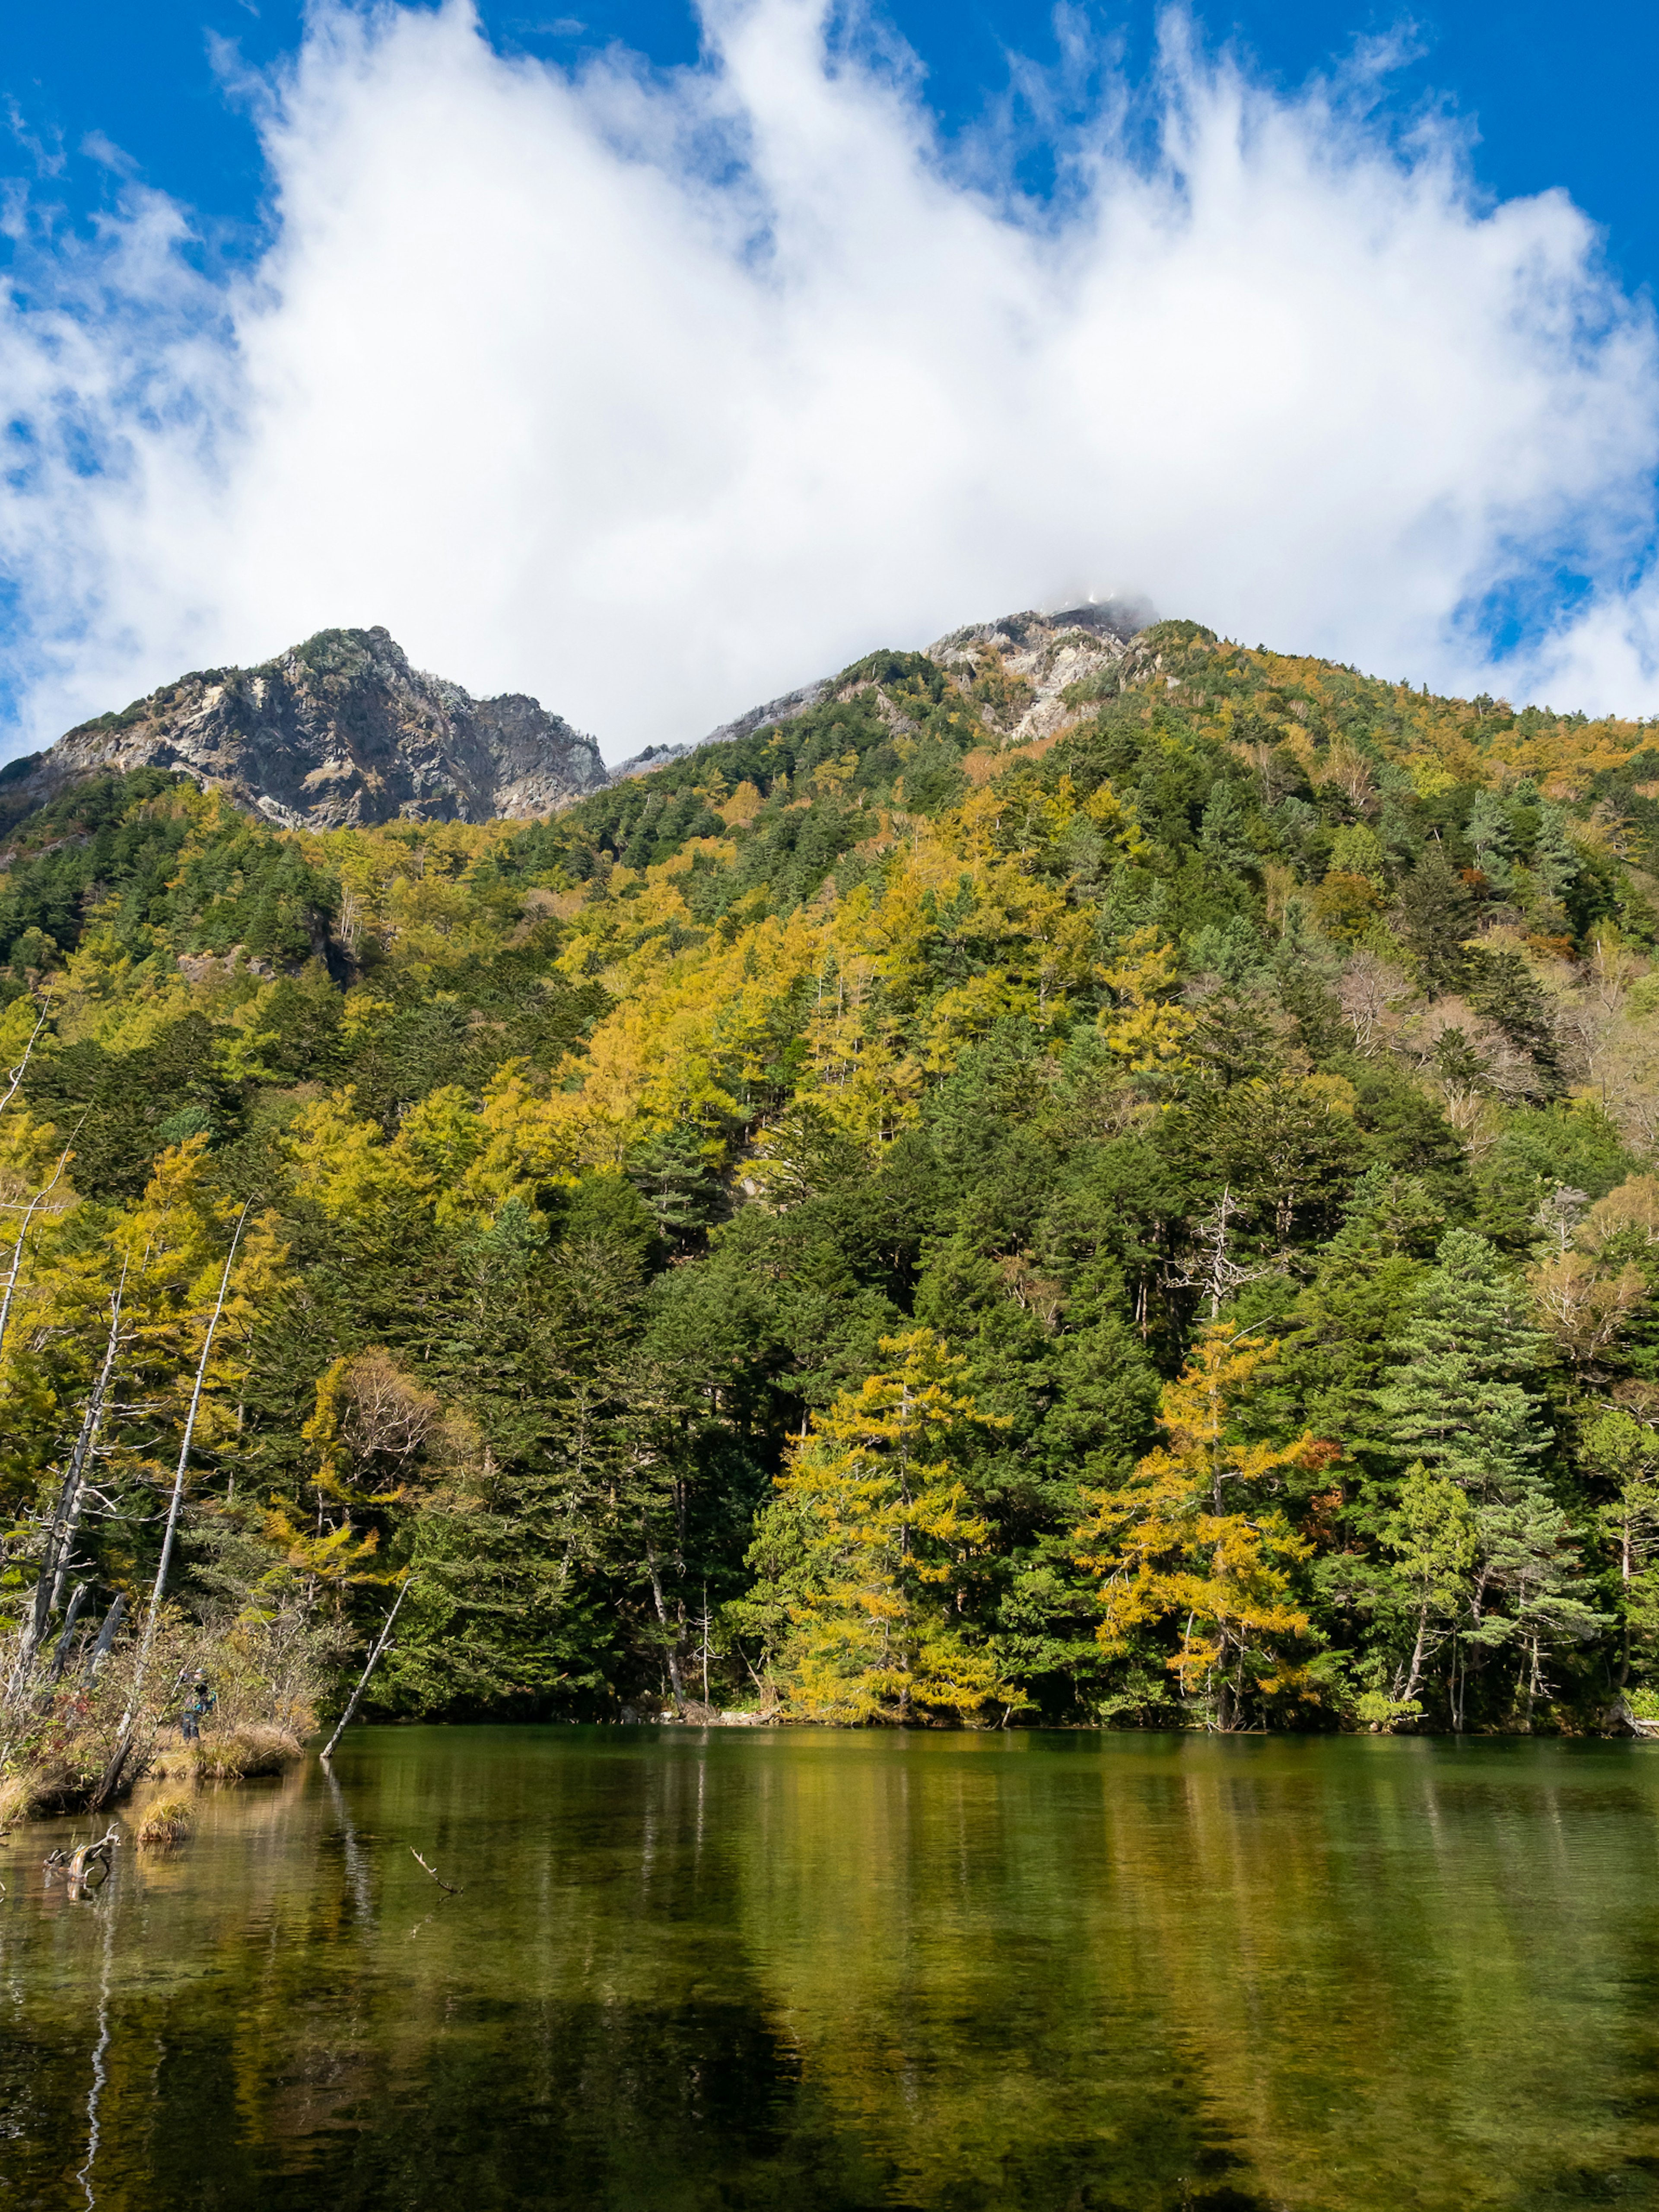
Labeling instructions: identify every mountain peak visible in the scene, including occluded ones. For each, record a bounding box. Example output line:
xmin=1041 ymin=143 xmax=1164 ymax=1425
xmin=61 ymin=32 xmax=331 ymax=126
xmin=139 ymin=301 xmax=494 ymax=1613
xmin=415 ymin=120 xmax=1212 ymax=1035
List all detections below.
xmin=14 ymin=628 xmax=608 ymax=832
xmin=672 ymin=597 xmax=1160 ymax=770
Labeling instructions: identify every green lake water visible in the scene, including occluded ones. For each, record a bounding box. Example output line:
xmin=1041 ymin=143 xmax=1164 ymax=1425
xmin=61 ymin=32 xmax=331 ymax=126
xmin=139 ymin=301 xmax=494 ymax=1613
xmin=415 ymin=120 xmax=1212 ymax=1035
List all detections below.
xmin=4 ymin=1726 xmax=1659 ymax=2210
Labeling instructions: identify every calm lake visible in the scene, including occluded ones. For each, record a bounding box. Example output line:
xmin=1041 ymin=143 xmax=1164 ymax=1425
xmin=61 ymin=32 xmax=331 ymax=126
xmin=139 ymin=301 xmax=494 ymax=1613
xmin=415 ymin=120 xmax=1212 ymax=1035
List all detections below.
xmin=3 ymin=1726 xmax=1658 ymax=2209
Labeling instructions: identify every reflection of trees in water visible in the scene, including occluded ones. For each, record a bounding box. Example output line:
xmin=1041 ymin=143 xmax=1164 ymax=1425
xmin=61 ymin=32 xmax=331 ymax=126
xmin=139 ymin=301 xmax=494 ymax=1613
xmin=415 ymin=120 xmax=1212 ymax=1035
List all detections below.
xmin=719 ymin=1737 xmax=1659 ymax=2211
xmin=8 ymin=1737 xmax=1659 ymax=2210
xmin=76 ymin=1877 xmax=115 ymax=2209
xmin=1071 ymin=1742 xmax=1659 ymax=2209
xmin=725 ymin=1735 xmax=1252 ymax=2210
xmin=3 ymin=1738 xmax=880 ymax=2206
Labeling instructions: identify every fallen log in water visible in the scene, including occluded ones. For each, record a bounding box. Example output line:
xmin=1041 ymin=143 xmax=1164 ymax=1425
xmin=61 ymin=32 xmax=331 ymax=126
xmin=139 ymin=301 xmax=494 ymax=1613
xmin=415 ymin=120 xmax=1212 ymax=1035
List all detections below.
xmin=61 ymin=1827 xmax=119 ymax=1895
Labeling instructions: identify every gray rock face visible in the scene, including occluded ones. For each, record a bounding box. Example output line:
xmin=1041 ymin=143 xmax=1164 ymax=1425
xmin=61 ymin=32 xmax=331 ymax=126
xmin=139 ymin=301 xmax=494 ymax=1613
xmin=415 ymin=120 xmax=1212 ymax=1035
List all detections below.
xmin=691 ymin=675 xmax=833 ymax=754
xmin=10 ymin=627 xmax=607 ymax=830
xmin=0 ymin=597 xmax=1162 ymax=833
xmin=929 ymin=597 xmax=1154 ymax=659
xmin=607 ymin=741 xmax=699 ymax=784
xmin=926 ymin=599 xmax=1157 ymax=747
xmin=674 ymin=598 xmax=1159 ymax=777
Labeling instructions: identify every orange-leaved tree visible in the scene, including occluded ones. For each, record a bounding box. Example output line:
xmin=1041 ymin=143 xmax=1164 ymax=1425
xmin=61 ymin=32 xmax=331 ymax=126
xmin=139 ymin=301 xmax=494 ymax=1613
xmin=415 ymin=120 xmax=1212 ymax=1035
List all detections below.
xmin=1074 ymin=1325 xmax=1333 ymax=1729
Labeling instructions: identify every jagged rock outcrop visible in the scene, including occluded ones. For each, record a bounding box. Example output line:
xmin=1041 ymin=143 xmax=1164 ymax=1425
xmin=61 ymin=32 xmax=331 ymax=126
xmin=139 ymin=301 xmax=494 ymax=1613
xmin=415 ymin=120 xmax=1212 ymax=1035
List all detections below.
xmin=674 ymin=597 xmax=1157 ymax=773
xmin=693 ymin=674 xmax=834 ymax=754
xmin=926 ymin=598 xmax=1155 ymax=745
xmin=0 ymin=598 xmax=1158 ymax=836
xmin=602 ymin=673 xmax=836 ymax=785
xmin=5 ymin=627 xmax=608 ymax=832
xmin=607 ymin=741 xmax=699 ymax=784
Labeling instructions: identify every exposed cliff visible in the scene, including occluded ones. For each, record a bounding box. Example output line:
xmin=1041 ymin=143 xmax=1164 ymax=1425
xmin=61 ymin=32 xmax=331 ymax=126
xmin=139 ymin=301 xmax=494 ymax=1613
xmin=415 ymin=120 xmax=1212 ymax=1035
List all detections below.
xmin=671 ymin=597 xmax=1154 ymax=774
xmin=0 ymin=599 xmax=1154 ymax=837
xmin=2 ymin=627 xmax=608 ymax=833
xmin=923 ymin=597 xmax=1153 ymax=744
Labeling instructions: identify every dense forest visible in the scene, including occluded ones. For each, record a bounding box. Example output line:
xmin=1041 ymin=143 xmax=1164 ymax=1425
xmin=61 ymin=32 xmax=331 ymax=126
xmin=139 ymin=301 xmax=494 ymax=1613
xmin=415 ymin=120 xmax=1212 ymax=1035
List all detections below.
xmin=4 ymin=614 xmax=1659 ymax=1748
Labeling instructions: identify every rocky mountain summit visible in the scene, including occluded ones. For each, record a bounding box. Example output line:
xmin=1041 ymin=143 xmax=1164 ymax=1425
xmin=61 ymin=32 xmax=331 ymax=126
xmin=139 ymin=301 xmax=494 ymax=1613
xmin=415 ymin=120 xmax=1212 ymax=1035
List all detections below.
xmin=1 ymin=598 xmax=1155 ymax=836
xmin=925 ymin=597 xmax=1154 ymax=741
xmin=674 ymin=597 xmax=1154 ymax=768
xmin=4 ymin=627 xmax=608 ymax=833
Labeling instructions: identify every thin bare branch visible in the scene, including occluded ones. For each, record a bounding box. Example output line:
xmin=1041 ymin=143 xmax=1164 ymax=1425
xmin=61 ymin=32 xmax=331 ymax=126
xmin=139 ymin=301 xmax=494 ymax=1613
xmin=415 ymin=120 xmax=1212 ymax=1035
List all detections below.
xmin=0 ymin=1120 xmax=83 ymax=1367
xmin=0 ymin=995 xmax=51 ymax=1122
xmin=95 ymin=1205 xmax=251 ymax=1803
xmin=410 ymin=1847 xmax=461 ymax=1895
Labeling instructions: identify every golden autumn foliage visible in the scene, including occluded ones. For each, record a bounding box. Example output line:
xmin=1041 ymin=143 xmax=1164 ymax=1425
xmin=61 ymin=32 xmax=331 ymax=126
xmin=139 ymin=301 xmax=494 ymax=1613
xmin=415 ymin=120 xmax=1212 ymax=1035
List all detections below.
xmin=1076 ymin=1328 xmax=1333 ymax=1726
xmin=6 ymin=607 xmax=1659 ymax=1748
xmin=1099 ymin=928 xmax=1197 ymax=1074
xmin=766 ymin=1330 xmax=1020 ymax=1725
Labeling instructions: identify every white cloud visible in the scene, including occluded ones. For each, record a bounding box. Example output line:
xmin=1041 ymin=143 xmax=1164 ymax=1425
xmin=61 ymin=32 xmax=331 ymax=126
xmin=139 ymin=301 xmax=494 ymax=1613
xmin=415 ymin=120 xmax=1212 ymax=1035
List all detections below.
xmin=3 ymin=0 xmax=1659 ymax=760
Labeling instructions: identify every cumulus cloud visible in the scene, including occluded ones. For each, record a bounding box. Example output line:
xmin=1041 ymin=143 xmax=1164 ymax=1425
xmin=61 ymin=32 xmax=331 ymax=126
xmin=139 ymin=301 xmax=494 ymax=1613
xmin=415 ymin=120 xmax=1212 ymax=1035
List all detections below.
xmin=3 ymin=0 xmax=1659 ymax=759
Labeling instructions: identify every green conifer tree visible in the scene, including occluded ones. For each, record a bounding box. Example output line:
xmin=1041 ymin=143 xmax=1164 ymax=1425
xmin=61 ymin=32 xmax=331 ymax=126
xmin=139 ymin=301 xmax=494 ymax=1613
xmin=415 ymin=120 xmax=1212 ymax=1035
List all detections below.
xmin=1531 ymin=805 xmax=1582 ymax=906
xmin=1478 ymin=1489 xmax=1605 ymax=1728
xmin=1380 ymin=1464 xmax=1477 ymax=1705
xmin=1371 ymin=1229 xmax=1548 ymax=1499
xmin=1466 ymin=947 xmax=1563 ymax=1091
xmin=1373 ymin=1229 xmax=1601 ymax=1723
xmin=1465 ymin=789 xmax=1515 ymax=883
xmin=1397 ymin=846 xmax=1477 ymax=996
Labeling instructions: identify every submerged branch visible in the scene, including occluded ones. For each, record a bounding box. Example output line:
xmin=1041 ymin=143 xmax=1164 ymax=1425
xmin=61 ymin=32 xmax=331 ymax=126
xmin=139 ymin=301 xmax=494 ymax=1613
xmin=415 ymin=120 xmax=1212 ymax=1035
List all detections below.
xmin=410 ymin=1846 xmax=461 ymax=1895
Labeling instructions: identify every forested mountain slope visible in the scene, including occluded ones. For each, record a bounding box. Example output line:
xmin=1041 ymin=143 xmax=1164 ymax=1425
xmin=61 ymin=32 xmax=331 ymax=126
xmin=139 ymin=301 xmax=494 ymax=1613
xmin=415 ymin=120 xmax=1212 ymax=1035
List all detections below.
xmin=3 ymin=611 xmax=1659 ymax=1739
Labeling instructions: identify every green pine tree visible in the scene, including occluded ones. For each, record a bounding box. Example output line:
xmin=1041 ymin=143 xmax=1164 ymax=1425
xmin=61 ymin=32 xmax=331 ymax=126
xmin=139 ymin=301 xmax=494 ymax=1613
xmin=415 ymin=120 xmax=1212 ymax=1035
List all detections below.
xmin=1465 ymin=790 xmax=1515 ymax=884
xmin=1465 ymin=947 xmax=1564 ymax=1091
xmin=1372 ymin=1229 xmax=1548 ymax=1500
xmin=1397 ymin=846 xmax=1477 ymax=997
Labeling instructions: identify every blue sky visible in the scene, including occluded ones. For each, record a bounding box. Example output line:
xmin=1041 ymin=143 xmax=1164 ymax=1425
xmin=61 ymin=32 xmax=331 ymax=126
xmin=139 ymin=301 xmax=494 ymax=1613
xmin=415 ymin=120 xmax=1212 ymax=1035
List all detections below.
xmin=11 ymin=3 xmax=1656 ymax=285
xmin=3 ymin=1 xmax=1658 ymax=755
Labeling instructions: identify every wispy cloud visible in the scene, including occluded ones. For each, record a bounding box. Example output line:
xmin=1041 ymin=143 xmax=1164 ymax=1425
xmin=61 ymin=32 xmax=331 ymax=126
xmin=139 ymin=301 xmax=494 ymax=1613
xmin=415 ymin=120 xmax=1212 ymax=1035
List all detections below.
xmin=1 ymin=0 xmax=1656 ymax=759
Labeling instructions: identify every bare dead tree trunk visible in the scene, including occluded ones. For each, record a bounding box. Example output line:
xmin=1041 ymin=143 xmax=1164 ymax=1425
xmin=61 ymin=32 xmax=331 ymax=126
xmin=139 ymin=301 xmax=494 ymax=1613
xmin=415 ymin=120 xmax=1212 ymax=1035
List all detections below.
xmin=44 ymin=1583 xmax=90 ymax=1683
xmin=84 ymin=1594 xmax=126 ymax=1680
xmin=132 ymin=1207 xmax=250 ymax=1670
xmin=1523 ymin=1628 xmax=1545 ymax=1733
xmin=5 ymin=1267 xmax=126 ymax=1700
xmin=642 ymin=1533 xmax=687 ymax=1709
xmin=1401 ymin=1591 xmax=1433 ymax=1706
xmin=96 ymin=1207 xmax=249 ymax=1805
xmin=321 ymin=1577 xmax=412 ymax=1760
xmin=0 ymin=995 xmax=50 ymax=1120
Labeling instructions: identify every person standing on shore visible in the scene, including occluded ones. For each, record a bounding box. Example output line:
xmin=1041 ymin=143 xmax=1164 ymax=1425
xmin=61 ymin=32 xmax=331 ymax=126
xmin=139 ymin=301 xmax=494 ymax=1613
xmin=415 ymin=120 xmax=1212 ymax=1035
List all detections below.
xmin=181 ymin=1672 xmax=216 ymax=1744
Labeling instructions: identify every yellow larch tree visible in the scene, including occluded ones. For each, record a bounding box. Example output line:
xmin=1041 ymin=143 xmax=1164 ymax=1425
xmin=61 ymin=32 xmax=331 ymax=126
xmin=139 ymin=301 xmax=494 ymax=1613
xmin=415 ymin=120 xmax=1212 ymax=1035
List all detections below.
xmin=768 ymin=1329 xmax=1021 ymax=1725
xmin=1075 ymin=1325 xmax=1331 ymax=1728
xmin=1099 ymin=928 xmax=1198 ymax=1075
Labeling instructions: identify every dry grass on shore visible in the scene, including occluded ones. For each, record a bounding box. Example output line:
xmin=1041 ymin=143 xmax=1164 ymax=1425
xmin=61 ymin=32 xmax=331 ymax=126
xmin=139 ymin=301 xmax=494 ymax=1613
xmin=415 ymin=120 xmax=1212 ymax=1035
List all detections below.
xmin=151 ymin=1722 xmax=303 ymax=1782
xmin=136 ymin=1792 xmax=194 ymax=1846
xmin=0 ymin=1745 xmax=114 ymax=1827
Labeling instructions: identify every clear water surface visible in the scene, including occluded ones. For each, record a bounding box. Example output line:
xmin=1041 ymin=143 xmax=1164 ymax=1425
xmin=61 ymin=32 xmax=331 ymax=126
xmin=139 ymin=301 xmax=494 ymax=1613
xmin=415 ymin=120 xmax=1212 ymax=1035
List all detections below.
xmin=3 ymin=1726 xmax=1657 ymax=2209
